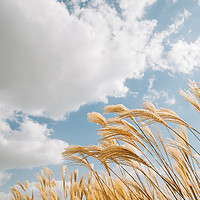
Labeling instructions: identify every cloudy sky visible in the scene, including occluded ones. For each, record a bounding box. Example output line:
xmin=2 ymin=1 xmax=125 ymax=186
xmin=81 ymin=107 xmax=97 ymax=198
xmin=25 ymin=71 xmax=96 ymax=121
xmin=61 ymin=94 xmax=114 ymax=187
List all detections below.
xmin=1 ymin=0 xmax=200 ymax=198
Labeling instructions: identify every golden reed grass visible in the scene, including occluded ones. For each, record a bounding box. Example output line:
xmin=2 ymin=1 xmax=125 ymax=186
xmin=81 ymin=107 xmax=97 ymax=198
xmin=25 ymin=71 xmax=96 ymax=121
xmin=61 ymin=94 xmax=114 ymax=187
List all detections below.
xmin=11 ymin=80 xmax=200 ymax=199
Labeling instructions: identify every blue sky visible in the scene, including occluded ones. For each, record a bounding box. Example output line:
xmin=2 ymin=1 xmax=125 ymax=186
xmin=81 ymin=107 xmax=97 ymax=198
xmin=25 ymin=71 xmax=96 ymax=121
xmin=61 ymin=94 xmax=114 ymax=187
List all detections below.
xmin=0 ymin=0 xmax=200 ymax=198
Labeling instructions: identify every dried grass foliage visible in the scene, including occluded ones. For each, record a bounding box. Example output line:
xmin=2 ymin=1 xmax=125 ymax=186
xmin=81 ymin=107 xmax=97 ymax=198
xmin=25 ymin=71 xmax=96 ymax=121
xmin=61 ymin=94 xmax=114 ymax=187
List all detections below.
xmin=11 ymin=80 xmax=200 ymax=200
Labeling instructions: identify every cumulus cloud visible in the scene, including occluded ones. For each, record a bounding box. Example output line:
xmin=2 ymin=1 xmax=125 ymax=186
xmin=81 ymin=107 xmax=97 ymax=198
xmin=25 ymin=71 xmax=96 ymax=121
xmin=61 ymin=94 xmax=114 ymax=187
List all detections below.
xmin=0 ymin=171 xmax=12 ymax=186
xmin=0 ymin=192 xmax=11 ymax=200
xmin=0 ymin=0 xmax=182 ymax=120
xmin=147 ymin=8 xmax=200 ymax=75
xmin=0 ymin=106 xmax=68 ymax=186
xmin=0 ymin=115 xmax=67 ymax=171
xmin=167 ymin=37 xmax=200 ymax=73
xmin=145 ymin=9 xmax=191 ymax=71
xmin=0 ymin=0 xmax=197 ymax=121
xmin=0 ymin=0 xmax=195 ymax=120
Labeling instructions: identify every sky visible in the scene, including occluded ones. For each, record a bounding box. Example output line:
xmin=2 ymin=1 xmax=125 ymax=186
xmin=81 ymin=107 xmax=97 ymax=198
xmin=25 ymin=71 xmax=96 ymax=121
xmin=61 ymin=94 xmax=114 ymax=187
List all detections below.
xmin=0 ymin=0 xmax=200 ymax=199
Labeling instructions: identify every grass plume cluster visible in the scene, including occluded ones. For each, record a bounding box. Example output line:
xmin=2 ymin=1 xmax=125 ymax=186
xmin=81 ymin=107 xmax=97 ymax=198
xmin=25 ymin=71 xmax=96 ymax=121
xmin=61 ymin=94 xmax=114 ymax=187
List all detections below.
xmin=11 ymin=80 xmax=200 ymax=199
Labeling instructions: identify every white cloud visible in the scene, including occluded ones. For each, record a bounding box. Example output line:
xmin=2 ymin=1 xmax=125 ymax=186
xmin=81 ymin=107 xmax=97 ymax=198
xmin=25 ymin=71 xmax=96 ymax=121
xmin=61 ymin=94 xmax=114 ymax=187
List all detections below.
xmin=0 ymin=115 xmax=67 ymax=171
xmin=167 ymin=37 xmax=200 ymax=73
xmin=162 ymin=91 xmax=176 ymax=105
xmin=0 ymin=0 xmax=196 ymax=121
xmin=146 ymin=9 xmax=191 ymax=71
xmin=0 ymin=171 xmax=12 ymax=186
xmin=0 ymin=0 xmax=158 ymax=120
xmin=145 ymin=8 xmax=200 ymax=75
xmin=0 ymin=0 xmax=195 ymax=120
xmin=143 ymin=77 xmax=176 ymax=105
xmin=0 ymin=107 xmax=68 ymax=187
xmin=0 ymin=192 xmax=11 ymax=200
xmin=118 ymin=0 xmax=157 ymax=19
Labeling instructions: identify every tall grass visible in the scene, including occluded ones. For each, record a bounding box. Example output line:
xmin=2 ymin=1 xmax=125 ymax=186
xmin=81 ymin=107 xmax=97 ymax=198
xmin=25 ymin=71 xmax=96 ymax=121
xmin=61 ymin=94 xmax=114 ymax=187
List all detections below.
xmin=11 ymin=80 xmax=200 ymax=200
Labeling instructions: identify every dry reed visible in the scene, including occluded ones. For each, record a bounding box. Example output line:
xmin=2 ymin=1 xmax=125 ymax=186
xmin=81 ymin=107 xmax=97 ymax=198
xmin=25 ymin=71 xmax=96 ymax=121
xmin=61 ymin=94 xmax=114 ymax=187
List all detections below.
xmin=11 ymin=80 xmax=200 ymax=200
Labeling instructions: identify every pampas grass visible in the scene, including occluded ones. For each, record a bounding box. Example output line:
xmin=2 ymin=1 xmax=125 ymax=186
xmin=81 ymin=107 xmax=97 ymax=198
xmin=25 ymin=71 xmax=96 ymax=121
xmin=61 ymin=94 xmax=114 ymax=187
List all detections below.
xmin=11 ymin=80 xmax=200 ymax=199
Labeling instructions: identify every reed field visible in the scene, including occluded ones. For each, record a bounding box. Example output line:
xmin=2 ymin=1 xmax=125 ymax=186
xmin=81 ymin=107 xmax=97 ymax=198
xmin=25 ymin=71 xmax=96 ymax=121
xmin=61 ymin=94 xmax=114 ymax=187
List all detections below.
xmin=11 ymin=80 xmax=200 ymax=200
